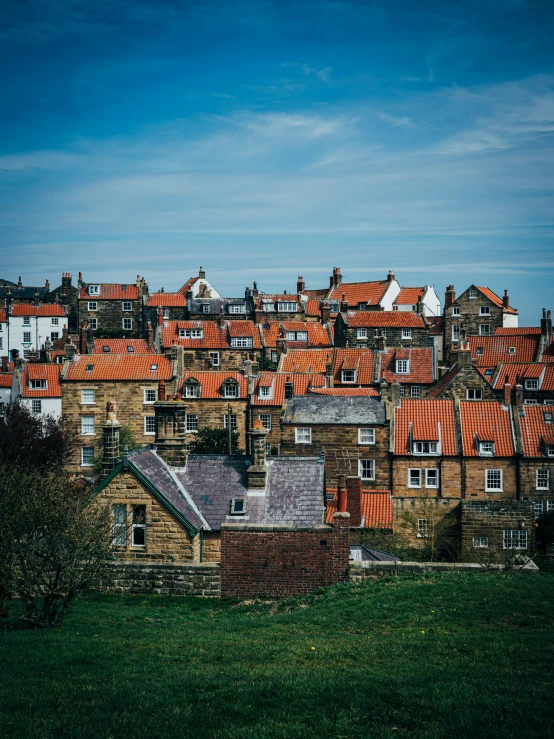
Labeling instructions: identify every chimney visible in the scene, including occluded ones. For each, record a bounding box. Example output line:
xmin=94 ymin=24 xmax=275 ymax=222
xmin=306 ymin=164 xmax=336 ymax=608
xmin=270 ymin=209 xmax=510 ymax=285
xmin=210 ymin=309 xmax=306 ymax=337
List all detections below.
xmin=297 ymin=276 xmax=305 ymax=294
xmin=541 ymin=309 xmax=552 ymax=340
xmin=102 ymin=401 xmax=121 ymax=474
xmin=337 ymin=474 xmax=347 ymax=512
xmin=78 ymin=272 xmax=83 ymax=289
xmin=503 ymin=290 xmax=510 ymax=309
xmin=444 ymin=285 xmax=455 ymax=310
xmin=61 ymin=272 xmax=72 ymax=289
xmin=254 ymin=309 xmax=264 ymax=325
xmin=154 ymin=396 xmax=188 ymax=466
xmin=147 ymin=321 xmax=155 ymax=346
xmin=457 ymin=340 xmax=472 ymax=367
xmin=252 ymin=281 xmax=259 ymax=297
xmin=320 ymin=301 xmax=330 ymax=325
xmin=45 ymin=279 xmax=50 ymax=292
xmin=416 ymin=297 xmax=424 ymax=315
xmin=65 ymin=342 xmax=76 ymax=362
xmin=247 ymin=421 xmax=268 ymax=489
xmin=325 ymin=360 xmax=334 ymax=388
xmin=79 ymin=323 xmax=87 ymax=354
xmin=390 ymin=381 xmax=401 ymax=408
xmin=33 ymin=289 xmax=40 ymax=307
xmin=136 ymin=274 xmax=141 ymax=289
xmin=387 ymin=270 xmax=395 ymax=282
xmin=333 ymin=266 xmax=342 ymax=287
xmin=276 ymin=338 xmax=288 ymax=359
xmin=218 ymin=307 xmax=225 ymax=328
xmin=17 ymin=276 xmax=22 ymax=288
xmin=44 ymin=337 xmax=52 ymax=362
xmin=376 ymin=330 xmax=386 ymax=352
xmin=515 ymin=384 xmax=524 ymax=413
xmin=346 ymin=477 xmax=363 ymax=527
xmin=199 ymin=266 xmax=206 ymax=280
xmin=157 ymin=306 xmax=164 ymax=327
xmin=340 ymin=292 xmax=348 ymax=313
xmin=245 ymin=286 xmax=251 ymax=299
xmin=380 ymin=377 xmax=388 ymax=400
xmin=504 ymin=378 xmax=512 ymax=407
xmin=243 ymin=357 xmax=255 ymax=395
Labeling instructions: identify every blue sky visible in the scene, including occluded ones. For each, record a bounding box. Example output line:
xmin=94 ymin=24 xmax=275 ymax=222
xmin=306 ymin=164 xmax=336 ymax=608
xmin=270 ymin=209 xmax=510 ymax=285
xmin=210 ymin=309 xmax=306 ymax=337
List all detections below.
xmin=1 ymin=0 xmax=553 ymax=323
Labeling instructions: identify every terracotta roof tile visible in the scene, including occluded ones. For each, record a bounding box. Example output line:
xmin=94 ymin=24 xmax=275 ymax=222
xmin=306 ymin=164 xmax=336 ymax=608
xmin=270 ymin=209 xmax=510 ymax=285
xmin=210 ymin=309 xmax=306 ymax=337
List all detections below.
xmin=280 ymin=348 xmax=376 ymax=385
xmin=181 ymin=371 xmax=249 ymax=399
xmin=12 ymin=304 xmax=66 ymax=317
xmin=496 ymin=327 xmax=542 ymax=335
xmin=91 ymin=339 xmax=156 ymax=355
xmin=252 ymin=373 xmax=324 ymax=406
xmin=328 ymin=280 xmax=389 ymax=306
xmin=520 ymin=405 xmax=554 ymax=457
xmin=394 ymin=399 xmax=457 ymax=456
xmin=178 ymin=277 xmax=198 ymax=294
xmin=542 ymin=338 xmax=554 ymax=363
xmin=79 ymin=284 xmax=139 ymax=300
xmin=459 ymin=401 xmax=515 ymax=457
xmin=310 ymin=387 xmax=379 ymax=396
xmin=326 ymin=492 xmax=393 ymax=528
xmin=0 ymin=373 xmax=13 ymax=388
xmin=475 ymin=286 xmax=517 ymax=314
xmin=468 ymin=335 xmax=539 ymax=366
xmin=262 ymin=322 xmax=332 ymax=348
xmin=63 ymin=354 xmax=172 ymax=381
xmin=0 ymin=309 xmax=6 ymax=322
xmin=380 ymin=348 xmax=435 ymax=385
xmin=492 ymin=363 xmax=554 ymax=391
xmin=343 ymin=311 xmax=426 ymax=328
xmin=161 ymin=320 xmax=261 ymax=349
xmin=393 ymin=287 xmax=424 ymax=305
xmin=427 ymin=364 xmax=460 ymax=399
xmin=22 ymin=364 xmax=62 ymax=397
xmin=147 ymin=293 xmax=187 ymax=307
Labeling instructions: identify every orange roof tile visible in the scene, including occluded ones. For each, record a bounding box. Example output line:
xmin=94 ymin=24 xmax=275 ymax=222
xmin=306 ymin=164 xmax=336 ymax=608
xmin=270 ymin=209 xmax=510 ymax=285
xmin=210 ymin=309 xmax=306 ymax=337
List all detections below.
xmin=393 ymin=287 xmax=424 ymax=305
xmin=496 ymin=327 xmax=542 ymax=335
xmin=542 ymin=338 xmax=554 ymax=363
xmin=343 ymin=311 xmax=426 ymax=328
xmin=63 ymin=355 xmax=172 ymax=381
xmin=161 ymin=320 xmax=261 ymax=349
xmin=79 ymin=284 xmax=139 ymax=300
xmin=262 ymin=322 xmax=332 ymax=348
xmin=12 ymin=304 xmax=66 ymax=317
xmin=326 ymin=492 xmax=393 ymax=528
xmin=178 ymin=277 xmax=199 ymax=294
xmin=0 ymin=373 xmax=13 ymax=388
xmin=0 ymin=309 xmax=6 ymax=322
xmin=394 ymin=399 xmax=458 ymax=456
xmin=147 ymin=293 xmax=187 ymax=307
xmin=280 ymin=348 xmax=377 ymax=385
xmin=520 ymin=405 xmax=554 ymax=457
xmin=252 ymin=373 xmax=324 ymax=406
xmin=459 ymin=401 xmax=515 ymax=457
xmin=474 ymin=286 xmax=517 ymax=314
xmin=427 ymin=364 xmax=460 ymax=398
xmin=22 ymin=364 xmax=62 ymax=397
xmin=310 ymin=387 xmax=379 ymax=396
xmin=380 ymin=348 xmax=435 ymax=385
xmin=492 ymin=363 xmax=554 ymax=391
xmin=91 ymin=339 xmax=156 ymax=355
xmin=328 ymin=280 xmax=389 ymax=307
xmin=181 ymin=371 xmax=249 ymax=399
xmin=468 ymin=335 xmax=539 ymax=366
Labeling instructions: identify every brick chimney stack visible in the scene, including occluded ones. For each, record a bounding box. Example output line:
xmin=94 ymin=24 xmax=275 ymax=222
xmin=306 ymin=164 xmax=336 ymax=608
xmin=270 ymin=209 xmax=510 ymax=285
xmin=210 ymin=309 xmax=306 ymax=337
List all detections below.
xmin=157 ymin=306 xmax=164 ymax=327
xmin=346 ymin=477 xmax=363 ymax=527
xmin=337 ymin=474 xmax=347 ymax=512
xmin=61 ymin=273 xmax=72 ymax=289
xmin=33 ymin=289 xmax=40 ymax=307
xmin=380 ymin=378 xmax=388 ymax=399
xmin=252 ymin=281 xmax=259 ymax=297
xmin=276 ymin=338 xmax=288 ymax=360
xmin=154 ymin=393 xmax=188 ymax=466
xmin=333 ymin=267 xmax=342 ymax=287
xmin=340 ymin=292 xmax=348 ymax=313
xmin=247 ymin=421 xmax=268 ymax=489
xmin=17 ymin=276 xmax=22 ymax=288
xmin=390 ymin=381 xmax=401 ymax=408
xmin=79 ymin=323 xmax=87 ymax=354
xmin=325 ymin=360 xmax=334 ymax=388
xmin=218 ymin=307 xmax=225 ymax=328
xmin=444 ymin=285 xmax=456 ymax=310
xmin=541 ymin=309 xmax=552 ymax=341
xmin=45 ymin=279 xmax=50 ymax=292
xmin=376 ymin=330 xmax=386 ymax=352
xmin=147 ymin=322 xmax=155 ymax=346
xmin=504 ymin=377 xmax=512 ymax=407
xmin=320 ymin=301 xmax=331 ymax=325
xmin=387 ymin=269 xmax=395 ymax=282
xmin=457 ymin=340 xmax=472 ymax=367
xmin=102 ymin=401 xmax=121 ymax=474
xmin=297 ymin=276 xmax=305 ymax=294
xmin=78 ymin=272 xmax=83 ymax=289
xmin=503 ymin=290 xmax=510 ymax=309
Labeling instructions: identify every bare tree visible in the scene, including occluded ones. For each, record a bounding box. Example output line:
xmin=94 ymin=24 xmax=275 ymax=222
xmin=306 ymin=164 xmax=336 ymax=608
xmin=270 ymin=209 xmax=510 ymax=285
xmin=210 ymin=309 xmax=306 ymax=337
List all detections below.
xmin=399 ymin=499 xmax=459 ymax=562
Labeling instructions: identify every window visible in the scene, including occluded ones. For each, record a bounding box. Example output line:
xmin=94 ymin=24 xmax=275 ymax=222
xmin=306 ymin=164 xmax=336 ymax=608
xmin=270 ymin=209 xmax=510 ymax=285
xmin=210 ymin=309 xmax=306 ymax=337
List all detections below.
xmin=81 ymin=416 xmax=95 ymax=435
xmin=358 ymin=428 xmax=375 ymax=445
xmin=479 ymin=324 xmax=491 ymax=336
xmin=23 ymin=332 xmax=32 ymax=344
xmin=537 ymin=469 xmax=549 ymax=490
xmin=230 ymin=337 xmax=253 ymax=348
xmin=52 ymin=317 xmax=59 ymax=326
xmin=88 ymin=302 xmax=98 ymax=311
xmin=207 ymin=351 xmax=219 ymax=367
xmin=179 ymin=329 xmax=203 ymax=339
xmin=409 ymin=469 xmax=421 ymax=487
xmin=417 ymin=519 xmax=428 ymax=537
xmin=131 ymin=505 xmax=146 ymax=547
xmin=229 ymin=304 xmax=245 ymax=314
xmin=184 ymin=382 xmax=201 ymax=398
xmin=50 ymin=331 xmax=59 ymax=341
xmin=466 ymin=388 xmax=483 ymax=400
xmin=259 ymin=385 xmax=273 ymax=398
xmin=286 ymin=331 xmax=308 ymax=341
xmin=277 ymin=302 xmax=297 ymax=312
xmin=547 ymin=501 xmax=554 ymax=512
xmin=410 ymin=386 xmax=420 ymax=399
xmin=186 ymin=414 xmax=198 ymax=432
xmin=112 ymin=505 xmax=127 ymax=547
xmin=122 ymin=301 xmax=132 ymax=311
xmin=524 ymin=399 xmax=538 ymax=405
xmin=485 ymin=469 xmax=502 ymax=492
xmin=81 ymin=389 xmax=95 ymax=404
xmin=295 ymin=428 xmax=312 ymax=443
xmin=202 ymin=304 xmax=210 ymax=314
xmin=357 ymin=328 xmax=368 ymax=339
xmin=547 ymin=446 xmax=554 ymax=458
xmin=341 ymin=370 xmax=356 ymax=383
xmin=503 ymin=530 xmax=527 ymax=550
xmin=452 ymin=306 xmax=460 ymax=316
xmin=426 ymin=469 xmax=439 ymax=488
xmin=508 ymin=347 xmax=516 ymax=355
xmin=0 ymin=338 xmax=2 ymax=350
xmin=413 ymin=441 xmax=438 ymax=455
xmin=358 ymin=460 xmax=375 ymax=480
xmin=399 ymin=385 xmax=405 ymax=397
xmin=271 ymin=351 xmax=278 ymax=363
xmin=266 ymin=442 xmax=272 ymax=457
xmin=89 ymin=318 xmax=98 ymax=330
xmin=162 ymin=307 xmax=170 ymax=319
xmin=30 ymin=379 xmax=47 ymax=389
xmin=142 ymin=416 xmax=156 ymax=435
xmin=223 ymin=382 xmax=239 ymax=398
xmin=479 ymin=441 xmax=494 ymax=456
xmin=32 ymin=399 xmax=42 ymax=414
xmin=525 ymin=379 xmax=539 ymax=390
xmin=479 ymin=306 xmax=491 ymax=315
xmin=472 ymin=536 xmax=489 ymax=549
xmin=23 ymin=316 xmax=31 ymax=325
xmin=88 ymin=285 xmax=99 ymax=295
xmin=144 ymin=389 xmax=157 ymax=404
xmin=533 ymin=501 xmax=543 ymax=519
xmin=230 ymin=498 xmax=247 ymax=515
xmin=81 ymin=447 xmax=94 ymax=467
xmin=122 ymin=318 xmax=133 ymax=331
xmin=396 ymin=360 xmax=409 ymax=374
xmin=259 ymin=414 xmax=272 ymax=431
xmin=469 ymin=289 xmax=477 ymax=299
xmin=223 ymin=413 xmax=237 ymax=429
xmin=401 ymin=328 xmax=412 ymax=340
xmin=452 ymin=324 xmax=460 ymax=341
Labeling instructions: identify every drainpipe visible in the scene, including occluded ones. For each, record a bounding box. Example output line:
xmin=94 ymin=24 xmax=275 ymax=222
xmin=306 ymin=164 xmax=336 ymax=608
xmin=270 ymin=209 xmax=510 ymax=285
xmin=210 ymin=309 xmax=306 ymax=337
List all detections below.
xmin=200 ymin=529 xmax=204 ymax=562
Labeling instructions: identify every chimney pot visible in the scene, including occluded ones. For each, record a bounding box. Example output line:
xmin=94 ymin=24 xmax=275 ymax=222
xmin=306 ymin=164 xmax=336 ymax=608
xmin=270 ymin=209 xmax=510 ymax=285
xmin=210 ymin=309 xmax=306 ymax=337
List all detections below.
xmin=503 ymin=290 xmax=510 ymax=309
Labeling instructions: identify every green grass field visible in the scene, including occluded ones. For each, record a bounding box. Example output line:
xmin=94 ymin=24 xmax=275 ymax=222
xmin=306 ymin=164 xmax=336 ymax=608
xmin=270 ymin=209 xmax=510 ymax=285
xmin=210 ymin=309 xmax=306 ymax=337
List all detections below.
xmin=2 ymin=573 xmax=554 ymax=738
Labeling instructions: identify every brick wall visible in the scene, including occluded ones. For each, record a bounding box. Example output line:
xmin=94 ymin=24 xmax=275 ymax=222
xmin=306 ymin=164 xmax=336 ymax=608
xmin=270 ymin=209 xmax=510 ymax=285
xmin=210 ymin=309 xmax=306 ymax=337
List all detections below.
xmin=519 ymin=459 xmax=554 ymax=506
xmin=461 ymin=500 xmax=535 ymax=556
xmin=220 ymin=524 xmax=350 ymax=598
xmin=101 ymin=561 xmax=220 ymax=595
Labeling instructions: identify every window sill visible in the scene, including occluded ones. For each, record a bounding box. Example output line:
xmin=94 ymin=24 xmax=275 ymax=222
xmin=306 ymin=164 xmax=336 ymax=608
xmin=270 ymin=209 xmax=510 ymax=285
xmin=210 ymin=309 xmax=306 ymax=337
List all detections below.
xmin=485 ymin=489 xmax=503 ymax=493
xmin=81 ymin=433 xmax=96 ymax=437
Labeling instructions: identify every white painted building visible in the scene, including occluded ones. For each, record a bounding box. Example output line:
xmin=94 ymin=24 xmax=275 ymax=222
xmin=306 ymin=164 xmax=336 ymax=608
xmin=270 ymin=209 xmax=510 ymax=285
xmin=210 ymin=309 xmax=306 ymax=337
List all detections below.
xmin=393 ymin=285 xmax=441 ymax=317
xmin=8 ymin=304 xmax=68 ymax=361
xmin=12 ymin=363 xmax=62 ymax=419
xmin=178 ymin=267 xmax=221 ymax=299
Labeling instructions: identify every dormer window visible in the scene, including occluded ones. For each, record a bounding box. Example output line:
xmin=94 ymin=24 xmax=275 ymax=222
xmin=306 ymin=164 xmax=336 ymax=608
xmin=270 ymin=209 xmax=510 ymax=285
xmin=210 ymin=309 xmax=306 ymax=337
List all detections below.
xmin=286 ymin=331 xmax=308 ymax=341
xmin=184 ymin=380 xmax=201 ymax=398
xmin=469 ymin=289 xmax=477 ymax=299
xmin=508 ymin=347 xmax=515 ymax=354
xmin=357 ymin=328 xmax=368 ymax=339
xmin=163 ymin=307 xmax=170 ymax=319
xmin=413 ymin=441 xmax=438 ymax=455
xmin=259 ymin=385 xmax=273 ymax=399
xmin=277 ymin=302 xmax=297 ymax=312
xmin=546 ymin=446 xmax=554 ymax=458
xmin=396 ymin=360 xmax=409 ymax=374
xmin=328 ymin=301 xmax=339 ymax=313
xmin=179 ymin=329 xmax=203 ymax=339
xmin=202 ymin=304 xmax=210 ymax=314
xmin=230 ymin=498 xmax=247 ymax=515
xmin=228 ymin=304 xmax=245 ymax=314
xmin=341 ymin=370 xmax=357 ymax=383
xmin=222 ymin=380 xmax=240 ymax=398
xmin=525 ymin=379 xmax=539 ymax=390
xmin=401 ymin=328 xmax=412 ymax=340
xmin=479 ymin=441 xmax=494 ymax=456
xmin=230 ymin=337 xmax=253 ymax=348
xmin=480 ymin=306 xmax=490 ymax=315
xmin=29 ymin=379 xmax=47 ymax=389
xmin=127 ymin=346 xmax=134 ymax=353
xmin=150 ymin=364 xmax=158 ymax=371
xmin=89 ymin=285 xmax=99 ymax=296
xmin=103 ymin=345 xmax=110 ymax=353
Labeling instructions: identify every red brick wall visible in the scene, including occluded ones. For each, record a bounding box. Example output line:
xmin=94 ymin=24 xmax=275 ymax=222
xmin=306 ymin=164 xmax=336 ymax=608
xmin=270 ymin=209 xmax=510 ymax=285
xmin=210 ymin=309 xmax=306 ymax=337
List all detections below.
xmin=220 ymin=524 xmax=350 ymax=598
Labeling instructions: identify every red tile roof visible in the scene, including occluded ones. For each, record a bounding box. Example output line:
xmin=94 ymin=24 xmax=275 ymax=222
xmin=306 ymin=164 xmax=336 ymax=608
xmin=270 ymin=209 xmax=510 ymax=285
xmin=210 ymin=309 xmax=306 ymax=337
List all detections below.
xmin=90 ymin=339 xmax=156 ymax=355
xmin=394 ymin=399 xmax=458 ymax=456
xmin=0 ymin=309 xmax=6 ymax=322
xmin=79 ymin=284 xmax=139 ymax=300
xmin=475 ymin=286 xmax=517 ymax=314
xmin=468 ymin=335 xmax=539 ymax=366
xmin=328 ymin=280 xmax=389 ymax=307
xmin=21 ymin=364 xmax=62 ymax=397
xmin=496 ymin=327 xmax=542 ymax=335
xmin=181 ymin=371 xmax=249 ymax=399
xmin=393 ymin=287 xmax=424 ymax=305
xmin=0 ymin=373 xmax=13 ymax=388
xmin=178 ymin=277 xmax=199 ymax=294
xmin=542 ymin=338 xmax=554 ymax=363
xmin=280 ymin=348 xmax=376 ymax=385
xmin=147 ymin=293 xmax=187 ymax=307
xmin=310 ymin=387 xmax=379 ymax=396
xmin=343 ymin=311 xmax=426 ymax=328
xmin=252 ymin=373 xmax=324 ymax=406
xmin=520 ymin=405 xmax=554 ymax=457
xmin=380 ymin=348 xmax=435 ymax=385
xmin=326 ymin=492 xmax=393 ymax=528
xmin=427 ymin=364 xmax=460 ymax=399
xmin=63 ymin=355 xmax=172 ymax=381
xmin=161 ymin=320 xmax=261 ymax=349
xmin=11 ymin=304 xmax=66 ymax=317
xmin=262 ymin=322 xmax=332 ymax=348
xmin=459 ymin=401 xmax=515 ymax=457
xmin=492 ymin=363 xmax=554 ymax=391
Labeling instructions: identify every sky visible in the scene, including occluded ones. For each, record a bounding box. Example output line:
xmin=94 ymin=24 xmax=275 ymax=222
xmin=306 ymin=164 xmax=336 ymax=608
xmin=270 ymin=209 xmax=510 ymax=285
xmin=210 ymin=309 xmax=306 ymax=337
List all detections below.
xmin=1 ymin=0 xmax=553 ymax=323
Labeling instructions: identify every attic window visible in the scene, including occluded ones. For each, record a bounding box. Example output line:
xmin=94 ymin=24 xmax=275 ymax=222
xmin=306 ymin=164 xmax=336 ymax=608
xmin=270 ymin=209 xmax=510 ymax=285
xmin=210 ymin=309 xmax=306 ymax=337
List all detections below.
xmin=485 ymin=369 xmax=493 ymax=376
xmin=223 ymin=380 xmax=240 ymax=398
xmin=476 ymin=347 xmax=483 ymax=355
xmin=228 ymin=304 xmax=245 ymax=314
xmin=29 ymin=379 xmax=47 ymax=389
xmin=341 ymin=370 xmax=356 ymax=383
xmin=469 ymin=289 xmax=477 ymax=299
xmin=230 ymin=498 xmax=246 ymax=515
xmin=184 ymin=380 xmax=201 ymax=398
xmin=277 ymin=302 xmax=297 ymax=312
xmin=150 ymin=364 xmax=158 ymax=371
xmin=396 ymin=360 xmax=409 ymax=374
xmin=479 ymin=441 xmax=494 ymax=456
xmin=259 ymin=385 xmax=273 ymax=398
xmin=547 ymin=446 xmax=554 ymax=458
xmin=179 ymin=329 xmax=203 ymax=339
xmin=127 ymin=346 xmax=134 ymax=353
xmin=88 ymin=285 xmax=99 ymax=296
xmin=86 ymin=364 xmax=94 ymax=371
xmin=525 ymin=379 xmax=539 ymax=390
xmin=544 ymin=412 xmax=553 ymax=423
xmin=508 ymin=347 xmax=515 ymax=354
xmin=413 ymin=441 xmax=438 ymax=455
xmin=103 ymin=345 xmax=110 ymax=353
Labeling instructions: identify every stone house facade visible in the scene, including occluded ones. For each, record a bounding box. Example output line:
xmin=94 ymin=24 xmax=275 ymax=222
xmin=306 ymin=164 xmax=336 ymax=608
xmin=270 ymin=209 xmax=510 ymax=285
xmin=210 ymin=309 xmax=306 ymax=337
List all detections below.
xmin=428 ymin=344 xmax=496 ymax=402
xmin=334 ymin=311 xmax=430 ymax=350
xmin=461 ymin=501 xmax=535 ymax=557
xmin=78 ymin=277 xmax=148 ymax=338
xmin=48 ymin=272 xmax=81 ymax=332
xmin=517 ymin=404 xmax=554 ymax=520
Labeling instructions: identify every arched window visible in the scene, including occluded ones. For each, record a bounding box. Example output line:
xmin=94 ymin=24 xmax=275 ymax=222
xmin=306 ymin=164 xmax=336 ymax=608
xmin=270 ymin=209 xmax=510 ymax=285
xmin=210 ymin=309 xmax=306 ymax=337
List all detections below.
xmin=184 ymin=378 xmax=201 ymax=398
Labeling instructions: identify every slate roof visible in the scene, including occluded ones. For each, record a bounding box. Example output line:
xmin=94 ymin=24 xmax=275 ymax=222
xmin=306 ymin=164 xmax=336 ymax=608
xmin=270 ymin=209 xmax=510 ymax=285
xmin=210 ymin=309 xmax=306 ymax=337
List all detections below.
xmin=11 ymin=304 xmax=66 ymax=317
xmin=468 ymin=335 xmax=539 ymax=366
xmin=519 ymin=405 xmax=554 ymax=457
xmin=188 ymin=298 xmax=250 ymax=315
xmin=63 ymin=354 xmax=172 ymax=381
xmin=91 ymin=339 xmax=156 ymax=354
xmin=428 ymin=316 xmax=444 ymax=336
xmin=394 ymin=399 xmax=458 ymax=456
xmin=79 ymin=283 xmax=140 ymax=300
xmin=342 ymin=311 xmax=426 ymax=328
xmin=0 ymin=286 xmax=49 ymax=301
xmin=326 ymin=492 xmax=393 ymax=528
xmin=282 ymin=395 xmax=386 ymax=425
xmin=459 ymin=401 xmax=515 ymax=457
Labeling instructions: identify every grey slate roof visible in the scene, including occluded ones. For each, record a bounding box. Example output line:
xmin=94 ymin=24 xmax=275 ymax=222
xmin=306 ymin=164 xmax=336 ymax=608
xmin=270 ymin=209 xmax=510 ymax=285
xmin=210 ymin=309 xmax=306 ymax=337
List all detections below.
xmin=0 ymin=286 xmax=49 ymax=301
xmin=282 ymin=395 xmax=386 ymax=425
xmin=188 ymin=298 xmax=253 ymax=316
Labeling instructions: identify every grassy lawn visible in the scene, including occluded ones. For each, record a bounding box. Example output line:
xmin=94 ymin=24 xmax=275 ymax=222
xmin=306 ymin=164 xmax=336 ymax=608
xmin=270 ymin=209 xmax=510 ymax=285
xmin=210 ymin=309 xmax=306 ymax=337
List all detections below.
xmin=2 ymin=573 xmax=554 ymax=739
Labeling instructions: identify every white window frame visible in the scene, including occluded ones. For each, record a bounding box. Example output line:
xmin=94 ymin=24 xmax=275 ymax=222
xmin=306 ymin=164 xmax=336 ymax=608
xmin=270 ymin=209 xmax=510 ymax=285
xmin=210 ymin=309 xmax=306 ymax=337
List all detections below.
xmin=466 ymin=388 xmax=483 ymax=400
xmin=122 ymin=301 xmax=133 ymax=312
xmin=533 ymin=500 xmax=543 ymax=519
xmin=417 ymin=519 xmax=428 ymax=537
xmin=186 ymin=414 xmax=198 ymax=432
xmin=452 ymin=306 xmax=460 ymax=316
xmin=162 ymin=307 xmax=170 ymax=319
xmin=223 ymin=413 xmax=237 ymax=430
xmin=184 ymin=383 xmax=201 ymax=398
xmin=295 ymin=427 xmax=312 ymax=444
xmin=401 ymin=328 xmax=412 ymax=340
xmin=357 ymin=328 xmax=368 ymax=340
xmin=524 ymin=379 xmax=539 ymax=390
xmin=396 ymin=360 xmax=409 ymax=374
xmin=341 ymin=369 xmax=357 ymax=383
xmin=358 ymin=428 xmax=375 ymax=445
xmin=409 ymin=468 xmax=421 ymax=488
xmin=112 ymin=504 xmax=127 ymax=547
xmin=469 ymin=289 xmax=477 ymax=299
xmin=472 ymin=536 xmax=489 ymax=549
xmin=81 ymin=416 xmax=95 ymax=436
xmin=410 ymin=386 xmax=420 ymax=399
xmin=88 ymin=285 xmax=100 ymax=296
xmin=81 ymin=447 xmax=95 ymax=467
xmin=23 ymin=316 xmax=31 ymax=326
xmin=271 ymin=350 xmax=278 ymax=363
xmin=144 ymin=389 xmax=157 ymax=404
xmin=259 ymin=414 xmax=272 ymax=431
xmin=451 ymin=324 xmax=460 ymax=341
xmin=425 ymin=469 xmax=439 ymax=488
xmin=230 ymin=337 xmax=253 ymax=348
xmin=413 ymin=441 xmax=438 ymax=455
xmin=89 ymin=318 xmax=98 ymax=330
xmin=52 ymin=317 xmax=59 ymax=326
xmin=503 ymin=530 xmax=527 ymax=550
xmin=179 ymin=328 xmax=203 ymax=339
xmin=259 ymin=385 xmax=273 ymax=399
xmin=223 ymin=383 xmax=240 ymax=398
xmin=228 ymin=304 xmax=245 ymax=314
xmin=29 ymin=379 xmax=47 ymax=389
xmin=479 ymin=324 xmax=491 ymax=336
xmin=209 ymin=351 xmax=220 ymax=366
xmin=81 ymin=389 xmax=95 ymax=405
xmin=202 ymin=304 xmax=210 ymax=314
xmin=32 ymin=399 xmax=42 ymax=415
xmin=479 ymin=441 xmax=494 ymax=456
xmin=479 ymin=306 xmax=491 ymax=316
xmin=536 ymin=469 xmax=549 ymax=490
xmin=277 ymin=302 xmax=298 ymax=312
xmin=122 ymin=318 xmax=133 ymax=331
xmin=358 ymin=459 xmax=375 ymax=481
xmin=23 ymin=332 xmax=32 ymax=344
xmin=144 ymin=416 xmax=156 ymax=435
xmin=485 ymin=469 xmax=503 ymax=492
xmin=88 ymin=301 xmax=98 ymax=311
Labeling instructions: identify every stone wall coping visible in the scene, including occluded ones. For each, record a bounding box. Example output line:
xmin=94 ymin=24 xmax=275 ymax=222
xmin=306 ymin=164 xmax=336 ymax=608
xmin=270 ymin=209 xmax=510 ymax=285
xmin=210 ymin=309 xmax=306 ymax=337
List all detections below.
xmin=221 ymin=524 xmax=334 ymax=533
xmin=106 ymin=561 xmax=220 ymax=570
xmin=349 ymin=560 xmax=538 ymax=573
